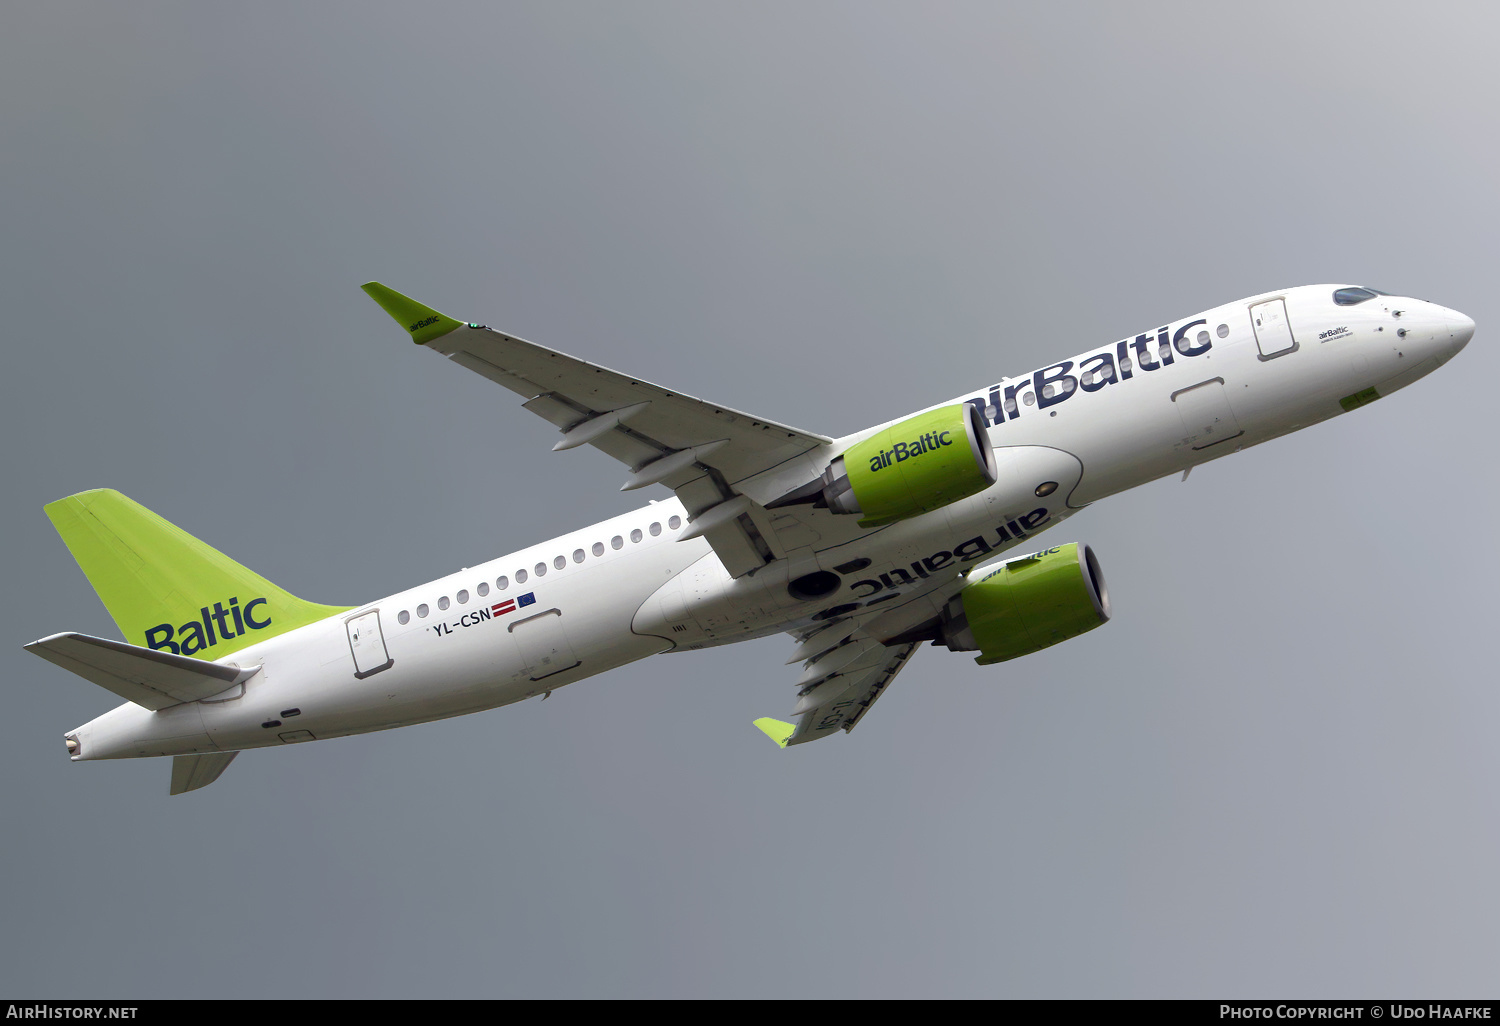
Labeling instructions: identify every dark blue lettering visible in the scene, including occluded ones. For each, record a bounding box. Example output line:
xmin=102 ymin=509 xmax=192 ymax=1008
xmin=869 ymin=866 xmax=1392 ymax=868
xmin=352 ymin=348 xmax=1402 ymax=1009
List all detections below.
xmin=1130 ymin=333 xmax=1160 ymax=371
xmin=922 ymin=551 xmax=954 ymax=573
xmin=1003 ymin=381 xmax=1028 ymax=418
xmin=145 ymin=624 xmax=178 ymax=654
xmin=177 ymin=620 xmax=207 ymax=656
xmin=1173 ymin=318 xmax=1210 ymax=356
xmin=211 ymin=601 xmax=234 ymax=640
xmin=1035 ymin=361 xmax=1078 ymax=409
xmin=1020 ymin=507 xmax=1051 ymax=530
xmin=243 ymin=597 xmax=272 ymax=630
xmin=1077 ymin=352 xmax=1117 ymax=392
xmin=953 ymin=536 xmax=993 ymax=561
xmin=1155 ymin=327 xmax=1174 ymax=366
xmin=964 ymin=396 xmax=991 ymax=428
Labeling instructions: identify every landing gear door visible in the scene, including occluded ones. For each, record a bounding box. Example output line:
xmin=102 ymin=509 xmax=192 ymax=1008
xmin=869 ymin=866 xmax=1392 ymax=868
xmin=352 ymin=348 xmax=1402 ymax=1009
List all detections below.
xmin=509 ymin=608 xmax=581 ymax=682
xmin=1250 ymin=298 xmax=1297 ymax=358
xmin=1173 ymin=377 xmax=1244 ymax=450
xmin=346 ymin=610 xmax=394 ymax=679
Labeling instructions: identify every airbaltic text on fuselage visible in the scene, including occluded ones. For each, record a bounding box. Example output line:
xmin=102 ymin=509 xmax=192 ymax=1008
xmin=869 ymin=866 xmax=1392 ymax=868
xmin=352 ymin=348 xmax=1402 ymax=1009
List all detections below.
xmin=850 ymin=508 xmax=1053 ymax=598
xmin=145 ymin=597 xmax=269 ymax=655
xmin=869 ymin=430 xmax=952 ymax=472
xmin=962 ymin=317 xmax=1213 ymax=425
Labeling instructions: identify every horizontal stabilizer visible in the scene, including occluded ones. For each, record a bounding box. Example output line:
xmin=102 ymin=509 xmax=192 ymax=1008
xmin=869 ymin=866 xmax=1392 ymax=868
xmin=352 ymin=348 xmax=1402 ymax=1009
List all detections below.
xmin=170 ymin=752 xmax=238 ymax=795
xmin=25 ymin=632 xmax=257 ymax=711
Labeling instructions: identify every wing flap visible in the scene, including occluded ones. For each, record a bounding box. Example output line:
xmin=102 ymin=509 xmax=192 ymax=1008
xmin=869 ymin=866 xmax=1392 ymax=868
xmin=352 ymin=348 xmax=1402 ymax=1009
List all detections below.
xmin=26 ymin=632 xmax=257 ymax=711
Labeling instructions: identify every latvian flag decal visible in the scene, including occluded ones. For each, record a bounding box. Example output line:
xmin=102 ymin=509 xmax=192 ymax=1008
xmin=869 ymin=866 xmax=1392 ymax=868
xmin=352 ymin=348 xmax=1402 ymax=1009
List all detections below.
xmin=491 ymin=592 xmax=536 ymax=618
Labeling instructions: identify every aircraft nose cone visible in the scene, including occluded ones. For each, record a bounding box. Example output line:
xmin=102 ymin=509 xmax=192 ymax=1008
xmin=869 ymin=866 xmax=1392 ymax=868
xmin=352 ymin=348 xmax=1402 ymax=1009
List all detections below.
xmin=1449 ymin=310 xmax=1476 ymax=352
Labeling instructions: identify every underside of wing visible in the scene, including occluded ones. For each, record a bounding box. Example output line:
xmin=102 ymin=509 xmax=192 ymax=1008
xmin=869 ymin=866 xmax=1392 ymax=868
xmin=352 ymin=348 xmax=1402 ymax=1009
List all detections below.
xmin=751 ymin=566 xmax=981 ymax=746
xmin=363 ymin=283 xmax=838 ymax=577
xmin=756 ymin=640 xmax=921 ymax=747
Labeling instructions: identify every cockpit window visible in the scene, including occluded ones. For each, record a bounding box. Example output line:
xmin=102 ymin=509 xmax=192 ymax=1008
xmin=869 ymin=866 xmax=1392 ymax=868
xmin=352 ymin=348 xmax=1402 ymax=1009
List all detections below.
xmin=1334 ymin=287 xmax=1380 ymax=306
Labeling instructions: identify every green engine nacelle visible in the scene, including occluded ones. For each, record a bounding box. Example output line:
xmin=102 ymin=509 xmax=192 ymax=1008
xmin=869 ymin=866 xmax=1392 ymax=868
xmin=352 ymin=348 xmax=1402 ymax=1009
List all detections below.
xmin=940 ymin=542 xmax=1110 ymax=664
xmin=822 ymin=403 xmax=998 ymax=528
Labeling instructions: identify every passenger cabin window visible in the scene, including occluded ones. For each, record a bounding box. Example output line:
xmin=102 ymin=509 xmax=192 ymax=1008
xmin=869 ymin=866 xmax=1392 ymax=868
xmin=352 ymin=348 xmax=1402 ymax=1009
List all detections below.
xmin=573 ymin=548 xmax=585 ymax=563
xmin=516 ymin=569 xmax=528 ymax=584
xmin=438 ymin=596 xmax=450 ymax=610
xmin=592 ymin=542 xmax=605 ymax=556
xmin=457 ymin=589 xmax=469 ymax=604
xmin=1334 ymin=287 xmax=1379 ymax=306
xmin=398 ymin=610 xmax=410 ymax=625
xmin=477 ymin=582 xmax=489 ymax=597
xmin=611 ymin=535 xmax=624 ymax=549
xmin=668 ymin=516 xmax=681 ymax=529
xmin=417 ymin=603 xmax=429 ymax=618
xmin=497 ymin=575 xmax=509 ymax=590
xmin=649 ymin=522 xmax=661 ymax=536
xmin=630 ymin=528 xmax=643 ymax=543
xmin=535 ymin=563 xmax=547 ymax=577
xmin=554 ymin=555 xmax=566 ymax=570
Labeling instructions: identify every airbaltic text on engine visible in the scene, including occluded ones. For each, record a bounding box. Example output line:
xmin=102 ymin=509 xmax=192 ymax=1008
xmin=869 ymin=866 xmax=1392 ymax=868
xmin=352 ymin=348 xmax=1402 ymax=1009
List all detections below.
xmin=867 ymin=429 xmax=953 ymax=472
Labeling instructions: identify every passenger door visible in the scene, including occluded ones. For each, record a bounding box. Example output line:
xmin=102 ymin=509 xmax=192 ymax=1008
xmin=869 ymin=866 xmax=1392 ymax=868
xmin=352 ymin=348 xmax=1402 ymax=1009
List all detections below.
xmin=1250 ymin=298 xmax=1297 ymax=358
xmin=346 ymin=610 xmax=394 ymax=679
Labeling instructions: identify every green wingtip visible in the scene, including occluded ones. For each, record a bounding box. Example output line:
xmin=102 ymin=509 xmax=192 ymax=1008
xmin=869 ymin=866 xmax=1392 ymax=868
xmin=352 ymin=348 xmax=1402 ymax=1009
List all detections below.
xmin=753 ymin=717 xmax=795 ymax=749
xmin=360 ymin=281 xmax=464 ymax=345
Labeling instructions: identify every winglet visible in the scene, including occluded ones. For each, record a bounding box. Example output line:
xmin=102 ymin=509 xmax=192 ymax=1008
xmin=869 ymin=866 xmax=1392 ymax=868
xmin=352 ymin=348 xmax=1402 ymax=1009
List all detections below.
xmin=360 ymin=282 xmax=465 ymax=345
xmin=753 ymin=717 xmax=795 ymax=749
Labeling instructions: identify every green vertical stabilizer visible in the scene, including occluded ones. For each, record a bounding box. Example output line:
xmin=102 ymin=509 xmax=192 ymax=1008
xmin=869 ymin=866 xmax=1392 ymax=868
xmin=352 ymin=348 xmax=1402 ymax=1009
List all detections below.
xmin=45 ymin=489 xmax=350 ymax=659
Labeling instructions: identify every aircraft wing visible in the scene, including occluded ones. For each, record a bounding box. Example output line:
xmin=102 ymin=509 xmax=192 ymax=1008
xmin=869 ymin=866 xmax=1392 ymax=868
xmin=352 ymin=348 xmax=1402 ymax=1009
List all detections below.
xmin=756 ymin=639 xmax=921 ymax=747
xmin=363 ymin=283 xmax=836 ymax=578
xmin=752 ymin=564 xmax=973 ymax=746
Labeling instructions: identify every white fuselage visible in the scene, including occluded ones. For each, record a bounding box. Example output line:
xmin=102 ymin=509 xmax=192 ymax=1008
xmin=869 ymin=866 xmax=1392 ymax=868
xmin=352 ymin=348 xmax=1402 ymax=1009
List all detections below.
xmin=69 ymin=285 xmax=1473 ymax=761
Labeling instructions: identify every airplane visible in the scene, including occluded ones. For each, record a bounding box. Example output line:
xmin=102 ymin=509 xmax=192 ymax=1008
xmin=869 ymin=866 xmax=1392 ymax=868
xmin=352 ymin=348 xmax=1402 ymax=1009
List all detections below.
xmin=26 ymin=282 xmax=1474 ymax=794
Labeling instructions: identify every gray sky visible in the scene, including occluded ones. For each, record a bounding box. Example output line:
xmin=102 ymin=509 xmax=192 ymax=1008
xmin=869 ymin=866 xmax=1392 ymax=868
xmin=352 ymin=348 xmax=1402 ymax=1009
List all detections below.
xmin=4 ymin=1 xmax=1498 ymax=998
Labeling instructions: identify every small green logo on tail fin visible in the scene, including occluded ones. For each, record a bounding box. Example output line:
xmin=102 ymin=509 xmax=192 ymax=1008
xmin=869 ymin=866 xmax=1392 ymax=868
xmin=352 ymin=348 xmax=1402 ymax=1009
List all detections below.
xmin=45 ymin=489 xmax=350 ymax=658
